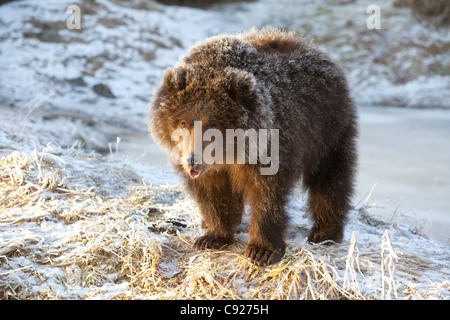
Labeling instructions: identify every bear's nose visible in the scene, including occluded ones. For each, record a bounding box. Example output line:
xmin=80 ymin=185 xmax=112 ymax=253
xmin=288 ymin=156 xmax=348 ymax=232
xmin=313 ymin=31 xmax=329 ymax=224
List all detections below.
xmin=188 ymin=153 xmax=202 ymax=167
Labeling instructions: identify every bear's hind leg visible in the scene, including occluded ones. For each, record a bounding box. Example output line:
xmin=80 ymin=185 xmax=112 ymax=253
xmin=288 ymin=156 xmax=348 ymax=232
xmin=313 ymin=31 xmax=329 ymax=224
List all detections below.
xmin=304 ymin=126 xmax=356 ymax=244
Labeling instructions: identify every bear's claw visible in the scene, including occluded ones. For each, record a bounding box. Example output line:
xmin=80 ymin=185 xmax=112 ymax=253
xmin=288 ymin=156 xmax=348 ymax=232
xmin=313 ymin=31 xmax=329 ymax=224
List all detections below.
xmin=194 ymin=234 xmax=233 ymax=250
xmin=244 ymin=245 xmax=284 ymax=267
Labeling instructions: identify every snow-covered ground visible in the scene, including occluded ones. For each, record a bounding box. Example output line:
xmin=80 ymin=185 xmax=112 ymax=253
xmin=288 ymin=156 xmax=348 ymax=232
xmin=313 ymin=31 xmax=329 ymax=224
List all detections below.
xmin=0 ymin=0 xmax=449 ymax=299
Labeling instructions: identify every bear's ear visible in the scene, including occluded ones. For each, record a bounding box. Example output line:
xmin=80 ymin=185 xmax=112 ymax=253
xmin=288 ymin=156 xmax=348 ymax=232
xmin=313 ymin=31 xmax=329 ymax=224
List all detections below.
xmin=226 ymin=69 xmax=258 ymax=111
xmin=163 ymin=67 xmax=187 ymax=93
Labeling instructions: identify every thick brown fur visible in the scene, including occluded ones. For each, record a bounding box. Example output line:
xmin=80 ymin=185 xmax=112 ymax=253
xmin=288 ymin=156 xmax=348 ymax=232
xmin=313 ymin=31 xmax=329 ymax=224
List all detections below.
xmin=149 ymin=29 xmax=357 ymax=266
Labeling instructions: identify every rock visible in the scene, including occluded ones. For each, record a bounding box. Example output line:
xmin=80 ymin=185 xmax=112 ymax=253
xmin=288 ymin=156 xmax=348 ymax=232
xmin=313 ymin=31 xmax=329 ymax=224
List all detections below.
xmin=148 ymin=218 xmax=188 ymax=235
xmin=23 ymin=29 xmax=65 ymax=43
xmin=67 ymin=76 xmax=87 ymax=87
xmin=148 ymin=207 xmax=164 ymax=215
xmin=93 ymin=83 xmax=116 ymax=99
xmin=157 ymin=262 xmax=180 ymax=278
xmin=39 ymin=29 xmax=64 ymax=42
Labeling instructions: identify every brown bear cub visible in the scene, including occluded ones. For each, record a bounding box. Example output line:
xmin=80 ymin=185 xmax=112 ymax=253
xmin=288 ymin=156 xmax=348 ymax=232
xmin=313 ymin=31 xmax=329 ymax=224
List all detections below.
xmin=149 ymin=29 xmax=357 ymax=266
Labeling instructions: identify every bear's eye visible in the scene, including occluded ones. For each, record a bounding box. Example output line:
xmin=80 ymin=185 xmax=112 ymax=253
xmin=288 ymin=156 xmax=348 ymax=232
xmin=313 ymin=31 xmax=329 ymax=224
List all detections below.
xmin=181 ymin=121 xmax=186 ymax=128
xmin=210 ymin=124 xmax=217 ymax=129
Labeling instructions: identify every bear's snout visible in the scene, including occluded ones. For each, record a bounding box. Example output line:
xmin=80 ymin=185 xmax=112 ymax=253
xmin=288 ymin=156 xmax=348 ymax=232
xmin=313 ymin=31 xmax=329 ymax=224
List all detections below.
xmin=185 ymin=153 xmax=206 ymax=179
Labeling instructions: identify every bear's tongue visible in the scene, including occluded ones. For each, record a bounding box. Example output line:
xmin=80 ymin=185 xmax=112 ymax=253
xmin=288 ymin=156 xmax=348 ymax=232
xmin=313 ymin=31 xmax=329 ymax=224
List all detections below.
xmin=189 ymin=169 xmax=202 ymax=179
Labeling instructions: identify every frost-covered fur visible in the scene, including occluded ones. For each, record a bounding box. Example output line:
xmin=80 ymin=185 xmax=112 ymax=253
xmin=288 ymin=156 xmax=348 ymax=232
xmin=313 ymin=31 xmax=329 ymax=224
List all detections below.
xmin=149 ymin=29 xmax=358 ymax=266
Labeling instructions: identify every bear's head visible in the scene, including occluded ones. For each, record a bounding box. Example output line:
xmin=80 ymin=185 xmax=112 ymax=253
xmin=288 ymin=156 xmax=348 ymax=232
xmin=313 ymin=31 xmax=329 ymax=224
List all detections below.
xmin=149 ymin=64 xmax=271 ymax=179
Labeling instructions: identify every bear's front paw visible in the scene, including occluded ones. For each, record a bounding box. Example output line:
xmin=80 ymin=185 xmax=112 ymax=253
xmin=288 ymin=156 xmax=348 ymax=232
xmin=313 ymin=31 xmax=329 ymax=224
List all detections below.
xmin=194 ymin=234 xmax=233 ymax=250
xmin=244 ymin=245 xmax=285 ymax=267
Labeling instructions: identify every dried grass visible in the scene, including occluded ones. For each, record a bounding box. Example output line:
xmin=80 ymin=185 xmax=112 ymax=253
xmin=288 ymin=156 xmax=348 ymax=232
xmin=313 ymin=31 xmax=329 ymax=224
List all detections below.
xmin=0 ymin=146 xmax=69 ymax=208
xmin=165 ymin=238 xmax=361 ymax=300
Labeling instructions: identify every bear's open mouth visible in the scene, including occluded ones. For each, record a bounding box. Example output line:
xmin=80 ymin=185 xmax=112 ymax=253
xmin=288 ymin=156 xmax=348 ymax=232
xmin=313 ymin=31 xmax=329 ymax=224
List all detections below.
xmin=189 ymin=169 xmax=203 ymax=179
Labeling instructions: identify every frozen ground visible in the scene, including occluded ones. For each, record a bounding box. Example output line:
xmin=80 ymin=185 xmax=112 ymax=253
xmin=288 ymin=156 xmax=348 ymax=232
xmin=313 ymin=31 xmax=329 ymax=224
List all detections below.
xmin=0 ymin=0 xmax=449 ymax=299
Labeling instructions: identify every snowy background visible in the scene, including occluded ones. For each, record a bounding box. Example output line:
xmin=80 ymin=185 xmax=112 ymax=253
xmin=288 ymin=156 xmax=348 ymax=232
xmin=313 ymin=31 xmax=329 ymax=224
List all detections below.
xmin=0 ymin=0 xmax=449 ymax=299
